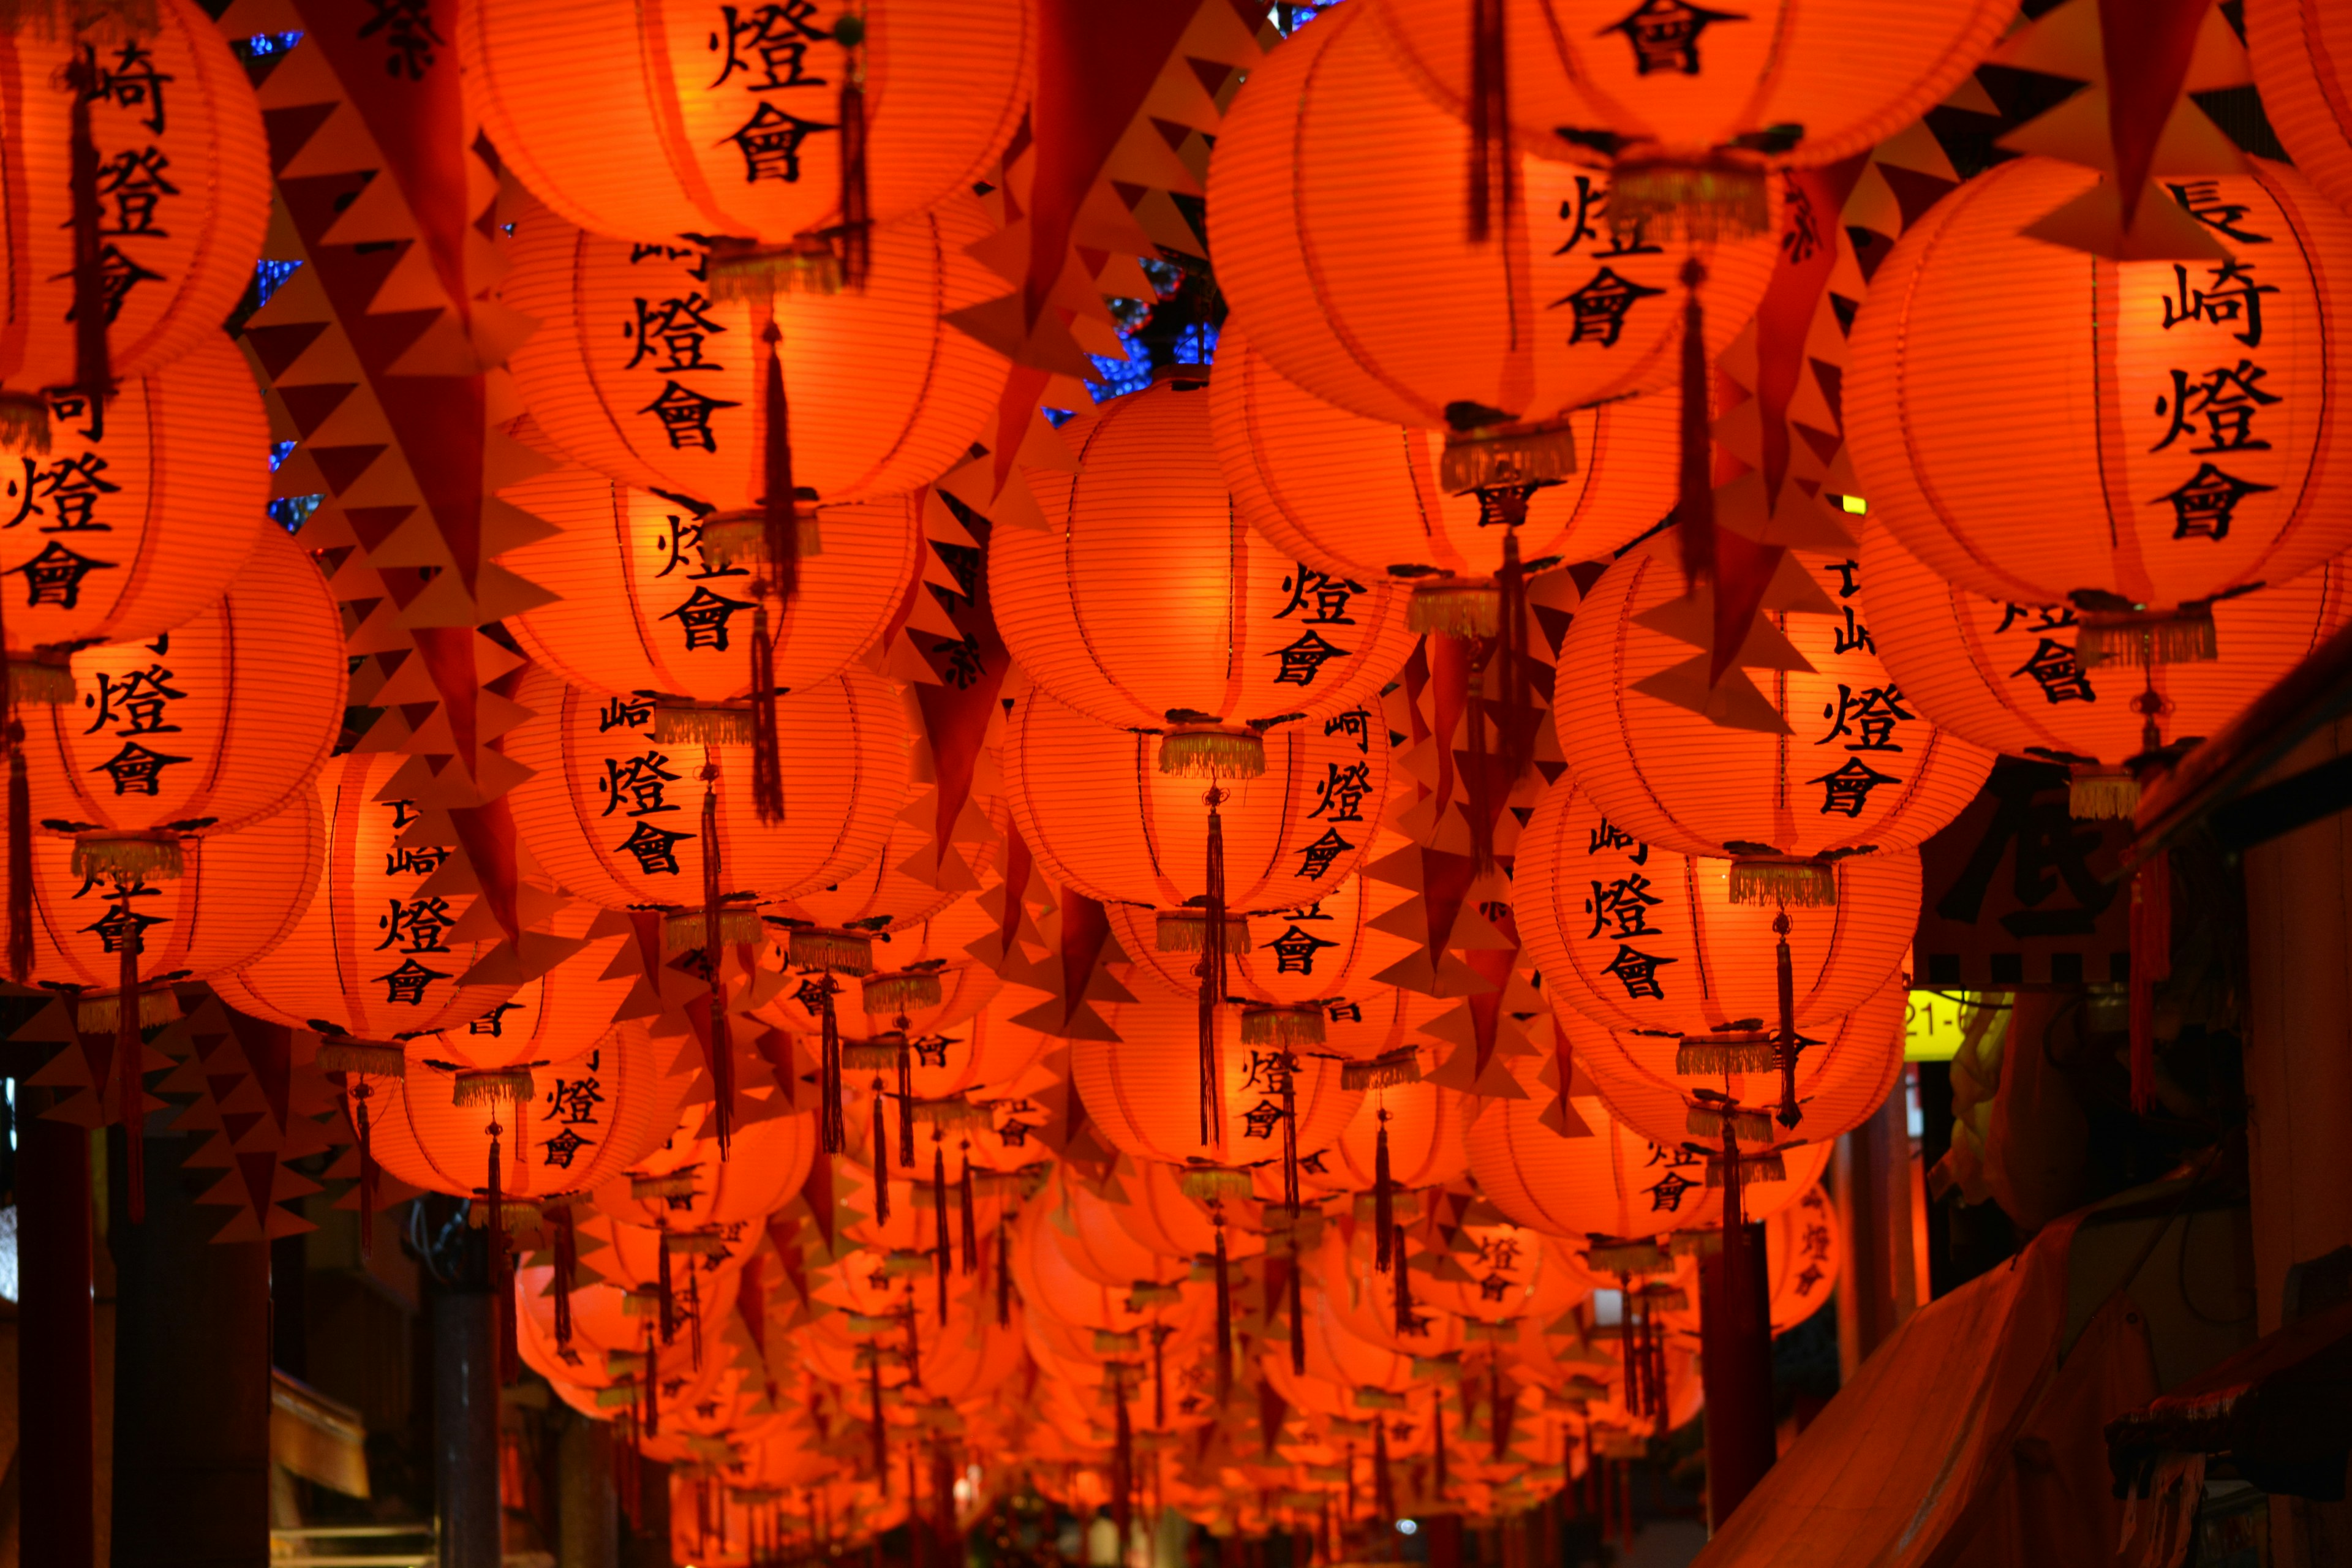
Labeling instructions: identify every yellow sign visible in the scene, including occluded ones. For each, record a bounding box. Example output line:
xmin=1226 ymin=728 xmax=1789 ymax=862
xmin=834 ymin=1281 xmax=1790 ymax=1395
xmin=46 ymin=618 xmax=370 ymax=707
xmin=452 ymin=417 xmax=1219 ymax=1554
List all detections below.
xmin=1904 ymin=989 xmax=1980 ymax=1062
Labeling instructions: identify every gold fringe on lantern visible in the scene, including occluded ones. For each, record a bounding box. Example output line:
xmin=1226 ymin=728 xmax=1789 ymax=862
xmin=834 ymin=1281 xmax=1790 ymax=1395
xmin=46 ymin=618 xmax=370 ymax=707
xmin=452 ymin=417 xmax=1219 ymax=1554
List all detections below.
xmin=1459 ymin=1319 xmax=1520 ymax=1344
xmin=1686 ymin=1102 xmax=1774 ymax=1142
xmin=1303 ymin=1463 xmax=1349 ymax=1485
xmin=1705 ymin=1150 xmax=1787 ymax=1187
xmin=1155 ymin=910 xmax=1252 ymax=955
xmin=1608 ymin=149 xmax=1773 ymax=243
xmin=879 ymin=1248 xmax=930 ymax=1277
xmin=1635 ymin=1285 xmax=1691 ymax=1313
xmin=663 ymin=906 xmax=763 ymax=952
xmin=619 ymin=1287 xmax=664 ymax=1318
xmin=1325 ymin=1417 xmax=1376 ymax=1441
xmin=1353 ymin=1388 xmax=1406 ymax=1412
xmin=1090 ymin=1329 xmax=1142 ymax=1354
xmin=1408 ymin=581 xmax=1501 ymax=638
xmin=1667 ymin=1229 xmax=1722 ymax=1259
xmin=1240 ymin=1005 xmax=1325 ymax=1047
xmin=2070 ymin=767 xmax=2141 ymax=820
xmin=862 ymin=971 xmax=942 ymax=1016
xmin=1674 ymin=1031 xmax=1780 ymax=1076
xmin=1727 ymin=856 xmax=1836 ymax=908
xmin=663 ymin=1229 xmax=731 ymax=1257
xmin=698 ymin=507 xmax=825 ymax=571
xmin=1437 ymin=418 xmax=1578 ymax=495
xmin=839 ymin=1039 xmax=902 ymax=1072
xmin=2075 ymin=605 xmax=2218 ymax=669
xmin=0 ymin=392 xmax=50 ymax=454
xmin=1124 ymin=1281 xmax=1182 ymax=1310
xmin=907 ymin=1096 xmax=991 ymax=1131
xmin=1341 ymin=1047 xmax=1422 ymax=1092
xmin=1412 ymin=1353 xmax=1465 ymax=1379
xmin=1584 ymin=1238 xmax=1671 ymax=1275
xmin=74 ymin=986 xmax=178 ymax=1035
xmin=69 ymin=832 xmax=182 ymax=883
xmin=844 ymin=1311 xmax=902 ymax=1336
xmin=1352 ymin=1189 xmax=1420 ymax=1224
xmin=452 ymin=1068 xmax=535 ymax=1107
xmin=704 ymin=235 xmax=845 ymax=301
xmin=630 ymin=1172 xmax=700 ymax=1201
xmin=317 ymin=1040 xmax=406 ymax=1077
xmin=594 ymin=1382 xmax=640 ymax=1411
xmin=468 ymin=1196 xmax=543 ymax=1232
xmin=1157 ymin=726 xmax=1267 ymax=780
xmin=7 ymin=655 xmax=74 ymax=707
xmin=1178 ymin=1166 xmax=1253 ymax=1202
xmin=650 ymin=700 xmax=755 ymax=747
xmin=790 ymin=926 xmax=875 ymax=974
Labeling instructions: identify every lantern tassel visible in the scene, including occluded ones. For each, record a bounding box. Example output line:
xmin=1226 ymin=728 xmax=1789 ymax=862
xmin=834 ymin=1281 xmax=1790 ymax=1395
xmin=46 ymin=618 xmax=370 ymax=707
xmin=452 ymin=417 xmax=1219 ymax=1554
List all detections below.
xmin=2131 ymin=849 xmax=2171 ymax=1114
xmin=1616 ymin=1272 xmax=1638 ymax=1415
xmin=116 ymin=907 xmax=145 ymax=1223
xmin=1498 ymin=519 xmax=1532 ymax=787
xmin=1213 ymin=1221 xmax=1233 ymax=1403
xmin=1153 ymin=1323 xmax=1167 ymax=1429
xmin=657 ymin=1222 xmax=677 ymax=1344
xmin=1464 ymin=642 xmax=1497 ymax=874
xmin=486 ymin=1130 xmax=516 ymax=1384
xmin=553 ymin=1204 xmax=578 ymax=1349
xmin=699 ymin=772 xmax=733 ymax=1157
xmin=959 ymin=1153 xmax=978 ymax=1273
xmin=1289 ymin=1246 xmax=1306 ymax=1375
xmin=997 ymin=1218 xmax=1012 ymax=1326
xmin=838 ymin=41 xmax=871 ymax=289
xmin=67 ymin=47 xmax=107 ymax=405
xmin=1373 ymin=1112 xmax=1393 ymax=1274
xmin=1393 ymin=1223 xmax=1415 ymax=1337
xmin=644 ymin=1322 xmax=661 ymax=1438
xmin=897 ymin=1038 xmax=915 ymax=1169
xmin=7 ymin=734 xmax=28 ymax=984
xmin=1774 ymin=908 xmax=1802 ymax=1129
xmin=760 ymin=320 xmax=800 ymax=606
xmin=1199 ymin=791 xmax=1229 ymax=1148
xmin=1281 ymin=1054 xmax=1300 ymax=1218
xmin=750 ymin=606 xmax=783 ymax=827
xmin=1112 ymin=1373 xmax=1134 ymax=1547
xmin=821 ymin=985 xmax=846 ymax=1153
xmin=932 ymin=1143 xmax=951 ymax=1319
xmin=868 ymin=1343 xmax=887 ymax=1488
xmin=1675 ymin=258 xmax=1715 ymax=594
xmin=1466 ymin=0 xmax=1509 ymax=244
xmin=355 ymin=1089 xmax=376 ymax=1262
xmin=1489 ymin=1359 xmax=1509 ymax=1461
xmin=1373 ymin=1414 xmax=1395 ymax=1526
xmin=870 ymin=1080 xmax=891 ymax=1227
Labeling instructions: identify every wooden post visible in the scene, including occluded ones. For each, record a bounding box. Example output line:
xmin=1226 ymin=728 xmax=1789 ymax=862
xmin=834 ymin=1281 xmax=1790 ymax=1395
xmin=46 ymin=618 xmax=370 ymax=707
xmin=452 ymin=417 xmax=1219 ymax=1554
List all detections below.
xmin=1700 ymin=1221 xmax=1774 ymax=1530
xmin=17 ymin=1093 xmax=92 ymax=1568
xmin=1834 ymin=1082 xmax=1917 ymax=1381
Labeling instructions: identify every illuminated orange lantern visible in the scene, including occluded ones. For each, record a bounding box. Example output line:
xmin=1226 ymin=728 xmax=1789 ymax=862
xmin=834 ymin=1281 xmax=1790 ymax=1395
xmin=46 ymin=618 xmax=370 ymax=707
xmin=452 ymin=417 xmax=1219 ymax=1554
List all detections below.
xmin=1466 ymin=1069 xmax=1830 ymax=1243
xmin=1845 ymin=157 xmax=2352 ymax=655
xmin=1212 ymin=318 xmax=1679 ymax=598
xmin=1207 ymin=3 xmax=1779 ymax=434
xmin=1676 ymin=1180 xmax=1843 ymax=1340
xmin=596 ymin=1104 xmax=816 ymax=1264
xmin=993 ymin=371 xmax=1415 ymax=753
xmin=1302 ymin=1044 xmax=1471 ymax=1195
xmin=502 ymin=197 xmax=1008 ymax=511
xmin=362 ymin=1020 xmax=691 ymax=1206
xmin=1069 ymin=999 xmax=1362 ymax=1170
xmin=463 ymin=0 xmax=1031 ymax=252
xmin=0 ymin=337 xmax=269 ymax=688
xmin=1563 ymin=976 xmax=1905 ymax=1150
xmin=2249 ymin=1 xmax=2352 ymax=223
xmin=28 ymin=526 xmax=344 ymax=880
xmin=498 ymin=464 xmax=923 ymax=702
xmin=409 ymin=907 xmax=645 ymax=1074
xmin=1003 ymin=688 xmax=1389 ymax=919
xmin=1517 ymin=779 xmax=1917 ymax=1035
xmin=0 ymin=0 xmax=270 ymax=441
xmin=218 ymin=753 xmax=518 ymax=1038
xmin=503 ymin=664 xmax=907 ymax=919
xmin=26 ymin=786 xmax=320 ymax=1028
xmin=1365 ymin=0 xmax=2013 ymax=202
xmin=1862 ymin=524 xmax=2352 ymax=816
xmin=1101 ymin=1158 xmax=1268 ymax=1267
xmin=1556 ymin=542 xmax=1996 ymax=889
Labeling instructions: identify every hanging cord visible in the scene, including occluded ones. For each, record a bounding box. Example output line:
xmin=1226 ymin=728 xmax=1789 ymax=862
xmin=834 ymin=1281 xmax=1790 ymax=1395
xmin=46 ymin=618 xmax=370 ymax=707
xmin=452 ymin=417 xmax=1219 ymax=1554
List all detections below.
xmin=114 ymin=880 xmax=145 ymax=1222
xmin=1774 ymin=904 xmax=1801 ymax=1128
xmin=1213 ymin=1212 xmax=1234 ymax=1401
xmin=699 ymin=765 xmax=734 ymax=1156
xmin=1373 ymin=1108 xmax=1393 ymax=1274
xmin=1199 ymin=786 xmax=1230 ymax=1147
xmin=1465 ymin=0 xmax=1511 ymax=243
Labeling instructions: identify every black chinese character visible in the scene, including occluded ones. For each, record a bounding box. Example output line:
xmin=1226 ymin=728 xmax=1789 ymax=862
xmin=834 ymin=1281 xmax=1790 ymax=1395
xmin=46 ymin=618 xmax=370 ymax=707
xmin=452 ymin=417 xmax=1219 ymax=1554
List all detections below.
xmin=722 ymin=102 xmax=835 ymax=184
xmin=56 ymin=244 xmax=166 ymax=325
xmin=81 ymin=664 xmax=183 ymax=736
xmin=1325 ymin=1000 xmax=1362 ymax=1024
xmin=467 ymin=1001 xmax=522 ymax=1036
xmin=1296 ymin=827 xmax=1354 ymax=881
xmin=2166 ymin=181 xmax=2272 ymax=246
xmin=1553 ymin=174 xmax=1660 ymax=258
xmin=12 ymin=540 xmax=116 ymax=608
xmin=2152 ymin=462 xmax=2275 ymax=542
xmin=89 ymin=146 xmax=176 ymax=237
xmin=638 ymin=380 xmax=743 ymax=453
xmin=2012 ymin=639 xmax=2095 ymax=704
xmin=91 ymin=741 xmax=186 ymax=796
xmin=932 ymin=632 xmax=985 ymax=690
xmin=1307 ymin=761 xmax=1374 ymax=823
xmin=1817 ymin=684 xmax=1912 ymax=752
xmin=2163 ymin=259 xmax=2277 ymax=349
xmin=80 ymin=888 xmax=162 ymax=954
xmin=1601 ymin=0 xmax=1747 ymax=76
xmin=659 ymin=584 xmax=759 ymax=652
xmin=1265 ymin=630 xmax=1352 ymax=685
xmin=358 ymin=0 xmax=446 ymax=80
xmin=1477 ymin=1273 xmax=1513 ymax=1303
xmin=546 ymin=1076 xmax=606 ymax=1124
xmin=1550 ymin=266 xmax=1666 ymax=348
xmin=4 ymin=453 xmax=119 ymax=533
xmin=1588 ymin=819 xmax=1648 ymax=865
xmin=599 ymin=696 xmax=656 ymax=734
xmin=1600 ymin=943 xmax=1677 ymax=1000
xmin=1267 ymin=924 xmax=1338 ymax=975
xmin=625 ymin=294 xmax=730 ymax=375
xmin=614 ymin=820 xmax=695 ymax=876
xmin=1809 ymin=756 xmax=1901 ymax=818
xmin=1240 ymin=1098 xmax=1287 ymax=1140
xmin=1240 ymin=1050 xmax=1297 ymax=1095
xmin=709 ymin=2 xmax=829 ymax=90
xmin=1474 ymin=1234 xmax=1521 ymax=1272
xmin=1933 ymin=760 xmax=2117 ymax=937
xmin=600 ymin=750 xmax=684 ymax=818
xmin=88 ymin=40 xmax=172 ymax=135
xmin=541 ymin=1128 xmax=592 ymax=1169
xmin=1322 ymin=708 xmax=1373 ymax=754
xmin=1993 ymin=603 xmax=2076 ymax=636
xmin=1275 ymin=566 xmax=1365 ymax=625
xmin=386 ymin=844 xmax=451 ymax=877
xmin=1585 ymin=872 xmax=1663 ymax=941
xmin=377 ymin=895 xmax=457 ymax=954
xmin=2153 ymin=360 xmax=2280 ymax=454
xmin=374 ymin=957 xmax=450 ymax=1005
xmin=1646 ymin=1170 xmax=1695 ymax=1212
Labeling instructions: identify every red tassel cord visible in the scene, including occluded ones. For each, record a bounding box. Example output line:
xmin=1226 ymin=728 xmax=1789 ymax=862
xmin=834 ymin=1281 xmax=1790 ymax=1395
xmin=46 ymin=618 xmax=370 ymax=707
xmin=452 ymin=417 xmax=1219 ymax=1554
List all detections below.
xmin=1291 ymin=1241 xmax=1307 ymax=1376
xmin=2131 ymin=848 xmax=2171 ymax=1114
xmin=699 ymin=769 xmax=734 ymax=1156
xmin=1112 ymin=1368 xmax=1134 ymax=1548
xmin=684 ymin=1268 xmax=705 ymax=1372
xmin=1393 ymin=1224 xmax=1415 ymax=1338
xmin=1373 ymin=1110 xmax=1393 ymax=1274
xmin=996 ymin=1218 xmax=1011 ymax=1325
xmin=750 ymin=606 xmax=782 ymax=827
xmin=1280 ymin=1050 xmax=1301 ymax=1218
xmin=1465 ymin=0 xmax=1510 ymax=244
xmin=1152 ymin=1322 xmax=1168 ymax=1428
xmin=486 ymin=1131 xmax=518 ymax=1385
xmin=68 ymin=47 xmax=108 ymax=404
xmin=897 ymin=1037 xmax=914 ymax=1169
xmin=904 ymin=1302 xmax=921 ymax=1389
xmin=958 ymin=1145 xmax=978 ymax=1272
xmin=820 ymin=976 xmax=846 ymax=1154
xmin=1616 ymin=1272 xmax=1639 ymax=1416
xmin=867 ymin=1342 xmax=888 ymax=1488
xmin=869 ymin=1077 xmax=890 ymax=1227
xmin=759 ymin=319 xmax=801 ymax=607
xmin=1774 ymin=906 xmax=1802 ymax=1129
xmin=1489 ymin=1358 xmax=1509 ymax=1461
xmin=1213 ymin=1217 xmax=1234 ymax=1401
xmin=115 ymin=885 xmax=145 ymax=1223
xmin=552 ymin=1203 xmax=577 ymax=1349
xmin=1199 ymin=789 xmax=1229 ymax=1147
xmin=1676 ymin=258 xmax=1716 ymax=591
xmin=657 ymin=1223 xmax=677 ymax=1345
xmin=931 ymin=1140 xmax=951 ymax=1321
xmin=7 ymin=733 xmax=29 ymax=985
xmin=353 ymin=1084 xmax=377 ymax=1262
xmin=835 ymin=15 xmax=871 ymax=288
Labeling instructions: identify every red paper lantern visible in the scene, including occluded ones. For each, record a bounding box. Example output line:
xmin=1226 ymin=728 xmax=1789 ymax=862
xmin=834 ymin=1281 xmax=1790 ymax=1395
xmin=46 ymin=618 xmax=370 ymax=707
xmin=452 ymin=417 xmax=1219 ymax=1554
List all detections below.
xmin=1069 ymin=1000 xmax=1362 ymax=1172
xmin=463 ymin=0 xmax=1031 ymax=250
xmin=2249 ymin=0 xmax=2352 ymax=224
xmin=1300 ymin=1043 xmax=1471 ymax=1195
xmin=28 ymin=525 xmax=345 ymax=879
xmin=1556 ymin=541 xmax=1995 ymax=886
xmin=1207 ymin=2 xmax=1778 ymax=432
xmin=0 ymin=0 xmax=269 ymax=437
xmin=1516 ymin=778 xmax=1917 ymax=1035
xmin=1860 ymin=522 xmax=2352 ymax=816
xmin=1845 ymin=157 xmax=2352 ymax=652
xmin=595 ymin=1104 xmax=817 ymax=1264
